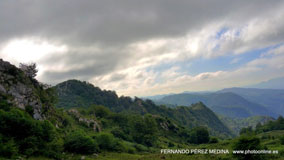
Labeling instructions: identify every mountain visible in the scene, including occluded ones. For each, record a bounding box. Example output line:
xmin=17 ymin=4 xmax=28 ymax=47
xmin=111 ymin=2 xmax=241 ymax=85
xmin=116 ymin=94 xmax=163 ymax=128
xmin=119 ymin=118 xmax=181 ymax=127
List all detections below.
xmin=55 ymin=80 xmax=233 ymax=137
xmin=142 ymin=93 xmax=174 ymax=101
xmin=143 ymin=91 xmax=212 ymax=101
xmin=157 ymin=92 xmax=277 ymax=118
xmin=55 ymin=79 xmax=120 ymax=109
xmin=219 ymin=88 xmax=284 ymax=116
xmin=246 ymin=77 xmax=284 ymax=89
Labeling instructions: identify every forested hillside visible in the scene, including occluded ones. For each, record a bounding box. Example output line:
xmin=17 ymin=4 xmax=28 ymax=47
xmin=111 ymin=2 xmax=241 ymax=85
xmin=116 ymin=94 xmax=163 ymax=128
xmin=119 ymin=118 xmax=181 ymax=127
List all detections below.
xmin=220 ymin=115 xmax=275 ymax=135
xmin=55 ymin=80 xmax=232 ymax=137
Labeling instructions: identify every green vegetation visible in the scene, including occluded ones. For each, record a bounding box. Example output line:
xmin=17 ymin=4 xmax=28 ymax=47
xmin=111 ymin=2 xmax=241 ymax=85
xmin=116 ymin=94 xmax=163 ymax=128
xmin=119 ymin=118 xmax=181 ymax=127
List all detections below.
xmin=220 ymin=115 xmax=274 ymax=135
xmin=0 ymin=98 xmax=211 ymax=159
xmin=64 ymin=130 xmax=98 ymax=154
xmin=0 ymin=101 xmax=62 ymax=159
xmin=188 ymin=127 xmax=209 ymax=144
xmin=232 ymin=136 xmax=266 ymax=160
xmin=239 ymin=116 xmax=284 ymax=135
xmin=2 ymin=96 xmax=284 ymax=160
xmin=55 ymin=80 xmax=233 ymax=138
xmin=1 ymin=60 xmax=284 ymax=160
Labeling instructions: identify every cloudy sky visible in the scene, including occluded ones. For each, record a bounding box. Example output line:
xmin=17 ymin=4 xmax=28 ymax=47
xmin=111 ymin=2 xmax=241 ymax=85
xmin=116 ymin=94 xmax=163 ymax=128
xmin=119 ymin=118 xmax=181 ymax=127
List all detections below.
xmin=1 ymin=0 xmax=284 ymax=96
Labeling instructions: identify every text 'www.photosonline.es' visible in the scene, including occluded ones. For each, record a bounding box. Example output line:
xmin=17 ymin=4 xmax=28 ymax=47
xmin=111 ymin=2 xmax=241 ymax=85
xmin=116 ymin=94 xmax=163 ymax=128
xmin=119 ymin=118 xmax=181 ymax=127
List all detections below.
xmin=160 ymin=149 xmax=279 ymax=155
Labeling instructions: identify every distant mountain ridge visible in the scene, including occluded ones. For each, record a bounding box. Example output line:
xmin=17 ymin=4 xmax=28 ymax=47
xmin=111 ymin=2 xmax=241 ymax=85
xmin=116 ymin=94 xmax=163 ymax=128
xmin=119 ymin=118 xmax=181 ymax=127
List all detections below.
xmin=219 ymin=87 xmax=284 ymax=116
xmin=246 ymin=77 xmax=284 ymax=89
xmin=157 ymin=92 xmax=278 ymax=118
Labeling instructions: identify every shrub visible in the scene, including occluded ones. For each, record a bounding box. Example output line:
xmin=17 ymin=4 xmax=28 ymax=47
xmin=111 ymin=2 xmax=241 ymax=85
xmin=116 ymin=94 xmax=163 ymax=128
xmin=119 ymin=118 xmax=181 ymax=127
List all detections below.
xmin=42 ymin=138 xmax=64 ymax=159
xmin=128 ymin=147 xmax=136 ymax=154
xmin=189 ymin=127 xmax=209 ymax=144
xmin=25 ymin=105 xmax=34 ymax=117
xmin=19 ymin=63 xmax=38 ymax=78
xmin=95 ymin=132 xmax=117 ymax=151
xmin=131 ymin=114 xmax=158 ymax=147
xmin=0 ymin=136 xmax=18 ymax=158
xmin=19 ymin=136 xmax=39 ymax=156
xmin=168 ymin=142 xmax=175 ymax=147
xmin=64 ymin=130 xmax=98 ymax=154
xmin=0 ymin=108 xmax=62 ymax=158
xmin=111 ymin=127 xmax=129 ymax=140
xmin=134 ymin=144 xmax=148 ymax=152
xmin=240 ymin=126 xmax=254 ymax=135
xmin=0 ymin=98 xmax=11 ymax=111
xmin=88 ymin=105 xmax=111 ymax=118
xmin=233 ymin=136 xmax=266 ymax=160
xmin=280 ymin=136 xmax=284 ymax=145
xmin=113 ymin=141 xmax=128 ymax=152
xmin=209 ymin=137 xmax=219 ymax=143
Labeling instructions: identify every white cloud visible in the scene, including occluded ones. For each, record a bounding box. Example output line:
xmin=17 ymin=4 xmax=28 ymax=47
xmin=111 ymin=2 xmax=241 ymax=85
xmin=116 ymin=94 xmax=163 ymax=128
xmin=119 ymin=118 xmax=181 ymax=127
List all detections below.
xmin=1 ymin=38 xmax=67 ymax=64
xmin=1 ymin=0 xmax=284 ymax=96
xmin=105 ymin=45 xmax=284 ymax=96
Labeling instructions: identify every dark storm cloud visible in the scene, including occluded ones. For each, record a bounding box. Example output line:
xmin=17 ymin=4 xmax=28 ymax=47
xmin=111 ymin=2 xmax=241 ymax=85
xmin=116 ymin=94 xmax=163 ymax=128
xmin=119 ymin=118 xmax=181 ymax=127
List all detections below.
xmin=108 ymin=73 xmax=127 ymax=82
xmin=0 ymin=0 xmax=281 ymax=46
xmin=39 ymin=48 xmax=132 ymax=83
xmin=1 ymin=0 xmax=283 ymax=88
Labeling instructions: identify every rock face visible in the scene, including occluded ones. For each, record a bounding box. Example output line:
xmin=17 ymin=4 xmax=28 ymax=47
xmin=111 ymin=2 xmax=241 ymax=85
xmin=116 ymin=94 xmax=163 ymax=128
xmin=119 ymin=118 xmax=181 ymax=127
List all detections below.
xmin=0 ymin=59 xmax=46 ymax=120
xmin=68 ymin=109 xmax=101 ymax=132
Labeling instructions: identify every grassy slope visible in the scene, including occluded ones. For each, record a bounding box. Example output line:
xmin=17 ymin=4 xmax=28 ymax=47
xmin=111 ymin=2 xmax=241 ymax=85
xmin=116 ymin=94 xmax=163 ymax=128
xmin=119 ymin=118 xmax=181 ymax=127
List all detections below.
xmin=28 ymin=130 xmax=284 ymax=160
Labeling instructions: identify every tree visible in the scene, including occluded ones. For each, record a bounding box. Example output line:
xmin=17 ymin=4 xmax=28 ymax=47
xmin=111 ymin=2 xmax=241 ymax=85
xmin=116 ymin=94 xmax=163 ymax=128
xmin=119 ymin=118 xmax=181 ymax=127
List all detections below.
xmin=189 ymin=127 xmax=210 ymax=144
xmin=131 ymin=114 xmax=158 ymax=147
xmin=240 ymin=126 xmax=254 ymax=135
xmin=19 ymin=63 xmax=38 ymax=78
xmin=88 ymin=105 xmax=111 ymax=118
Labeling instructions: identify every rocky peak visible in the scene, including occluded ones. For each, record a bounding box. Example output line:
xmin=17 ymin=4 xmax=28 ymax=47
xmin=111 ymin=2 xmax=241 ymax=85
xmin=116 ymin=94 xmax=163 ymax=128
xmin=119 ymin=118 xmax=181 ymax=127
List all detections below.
xmin=0 ymin=59 xmax=47 ymax=120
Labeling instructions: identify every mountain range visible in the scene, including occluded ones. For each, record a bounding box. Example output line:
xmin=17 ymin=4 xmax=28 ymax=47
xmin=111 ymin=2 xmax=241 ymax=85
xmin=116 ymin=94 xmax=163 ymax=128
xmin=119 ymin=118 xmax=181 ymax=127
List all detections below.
xmin=246 ymin=77 xmax=284 ymax=89
xmin=54 ymin=79 xmax=232 ymax=137
xmin=156 ymin=91 xmax=280 ymax=118
xmin=219 ymin=88 xmax=284 ymax=116
xmin=147 ymin=77 xmax=284 ymax=119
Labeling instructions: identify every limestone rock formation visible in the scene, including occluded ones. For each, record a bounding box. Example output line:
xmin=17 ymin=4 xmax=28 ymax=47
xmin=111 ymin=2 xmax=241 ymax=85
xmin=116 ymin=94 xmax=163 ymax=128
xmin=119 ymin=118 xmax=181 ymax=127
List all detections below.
xmin=0 ymin=59 xmax=48 ymax=120
xmin=68 ymin=109 xmax=101 ymax=132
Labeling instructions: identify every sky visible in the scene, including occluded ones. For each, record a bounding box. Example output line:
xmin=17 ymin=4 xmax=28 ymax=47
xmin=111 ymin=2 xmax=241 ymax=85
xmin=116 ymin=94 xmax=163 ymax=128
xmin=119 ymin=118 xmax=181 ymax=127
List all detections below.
xmin=0 ymin=0 xmax=284 ymax=96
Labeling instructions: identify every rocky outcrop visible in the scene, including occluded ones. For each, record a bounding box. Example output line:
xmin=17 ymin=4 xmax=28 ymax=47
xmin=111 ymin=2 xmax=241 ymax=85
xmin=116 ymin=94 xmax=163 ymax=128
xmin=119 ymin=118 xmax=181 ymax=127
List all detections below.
xmin=160 ymin=122 xmax=170 ymax=131
xmin=68 ymin=109 xmax=101 ymax=132
xmin=0 ymin=59 xmax=46 ymax=120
